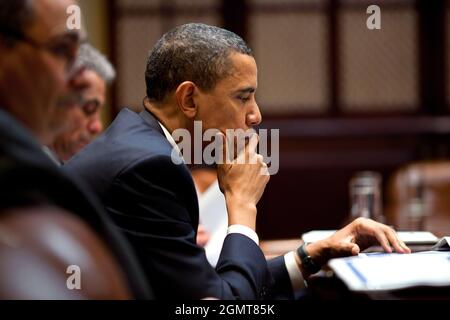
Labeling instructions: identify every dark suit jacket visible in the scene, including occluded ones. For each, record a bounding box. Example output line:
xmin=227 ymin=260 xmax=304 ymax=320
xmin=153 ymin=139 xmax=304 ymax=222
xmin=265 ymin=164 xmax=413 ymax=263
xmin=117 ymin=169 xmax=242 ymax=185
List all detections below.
xmin=65 ymin=108 xmax=293 ymax=299
xmin=0 ymin=109 xmax=153 ymax=299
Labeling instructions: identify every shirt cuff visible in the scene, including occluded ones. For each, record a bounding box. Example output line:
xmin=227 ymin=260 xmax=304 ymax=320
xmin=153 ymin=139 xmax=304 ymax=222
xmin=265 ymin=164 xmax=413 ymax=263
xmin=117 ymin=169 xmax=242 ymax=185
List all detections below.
xmin=227 ymin=225 xmax=259 ymax=245
xmin=284 ymin=251 xmax=307 ymax=292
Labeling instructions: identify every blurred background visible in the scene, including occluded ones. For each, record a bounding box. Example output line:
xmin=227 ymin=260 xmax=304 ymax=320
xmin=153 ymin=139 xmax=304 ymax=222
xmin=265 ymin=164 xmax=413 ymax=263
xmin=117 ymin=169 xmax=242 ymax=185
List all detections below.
xmin=79 ymin=0 xmax=450 ymax=239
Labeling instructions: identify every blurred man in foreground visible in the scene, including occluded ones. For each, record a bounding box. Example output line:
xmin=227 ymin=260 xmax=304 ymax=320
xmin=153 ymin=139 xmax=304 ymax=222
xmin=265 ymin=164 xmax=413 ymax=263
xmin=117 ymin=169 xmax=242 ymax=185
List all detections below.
xmin=0 ymin=0 xmax=152 ymax=299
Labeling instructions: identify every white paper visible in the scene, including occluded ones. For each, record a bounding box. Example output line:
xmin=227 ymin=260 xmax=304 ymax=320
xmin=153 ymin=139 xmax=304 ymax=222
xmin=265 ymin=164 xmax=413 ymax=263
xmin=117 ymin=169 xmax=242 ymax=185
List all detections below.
xmin=198 ymin=180 xmax=228 ymax=267
xmin=328 ymin=252 xmax=450 ymax=291
xmin=302 ymin=230 xmax=439 ymax=245
xmin=396 ymin=231 xmax=439 ymax=244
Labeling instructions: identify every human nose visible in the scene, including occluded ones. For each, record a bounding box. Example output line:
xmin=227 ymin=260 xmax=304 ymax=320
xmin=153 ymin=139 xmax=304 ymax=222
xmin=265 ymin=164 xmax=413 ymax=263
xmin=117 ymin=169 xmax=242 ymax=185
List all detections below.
xmin=88 ymin=118 xmax=103 ymax=135
xmin=247 ymin=102 xmax=262 ymax=127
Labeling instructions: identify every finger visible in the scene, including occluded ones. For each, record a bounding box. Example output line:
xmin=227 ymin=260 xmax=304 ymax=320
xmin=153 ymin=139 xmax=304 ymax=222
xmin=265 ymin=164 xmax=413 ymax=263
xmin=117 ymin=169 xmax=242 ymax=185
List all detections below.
xmin=351 ymin=243 xmax=361 ymax=255
xmin=373 ymin=229 xmax=392 ymax=253
xmin=255 ymin=154 xmax=264 ymax=163
xmin=237 ymin=133 xmax=259 ymax=163
xmin=383 ymin=227 xmax=406 ymax=253
xmin=259 ymin=158 xmax=270 ymax=176
xmin=401 ymin=241 xmax=411 ymax=253
xmin=215 ymin=132 xmax=230 ymax=164
xmin=389 ymin=226 xmax=411 ymax=253
xmin=384 ymin=228 xmax=411 ymax=253
xmin=247 ymin=133 xmax=259 ymax=154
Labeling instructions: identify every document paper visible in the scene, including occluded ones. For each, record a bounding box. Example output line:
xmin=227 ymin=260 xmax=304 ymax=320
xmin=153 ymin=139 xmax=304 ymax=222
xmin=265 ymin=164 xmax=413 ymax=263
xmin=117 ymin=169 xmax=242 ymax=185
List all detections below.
xmin=328 ymin=252 xmax=450 ymax=291
xmin=302 ymin=230 xmax=439 ymax=245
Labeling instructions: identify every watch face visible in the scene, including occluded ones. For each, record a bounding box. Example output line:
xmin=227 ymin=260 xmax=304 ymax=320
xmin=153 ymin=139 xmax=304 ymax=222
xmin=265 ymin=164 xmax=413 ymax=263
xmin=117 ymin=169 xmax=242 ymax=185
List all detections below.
xmin=305 ymin=257 xmax=314 ymax=268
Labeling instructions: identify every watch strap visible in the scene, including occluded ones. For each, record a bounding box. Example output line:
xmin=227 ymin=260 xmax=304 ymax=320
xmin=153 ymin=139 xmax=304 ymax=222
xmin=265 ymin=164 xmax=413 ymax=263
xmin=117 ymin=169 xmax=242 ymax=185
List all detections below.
xmin=297 ymin=243 xmax=321 ymax=274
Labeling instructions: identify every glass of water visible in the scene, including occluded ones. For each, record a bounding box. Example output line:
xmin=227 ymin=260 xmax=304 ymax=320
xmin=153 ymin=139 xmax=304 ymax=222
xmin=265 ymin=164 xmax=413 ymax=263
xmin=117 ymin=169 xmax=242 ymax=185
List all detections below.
xmin=349 ymin=171 xmax=384 ymax=223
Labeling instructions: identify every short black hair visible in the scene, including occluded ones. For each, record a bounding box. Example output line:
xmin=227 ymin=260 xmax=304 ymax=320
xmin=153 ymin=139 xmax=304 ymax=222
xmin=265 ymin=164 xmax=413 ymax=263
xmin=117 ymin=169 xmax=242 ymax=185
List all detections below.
xmin=145 ymin=23 xmax=253 ymax=102
xmin=0 ymin=0 xmax=34 ymax=45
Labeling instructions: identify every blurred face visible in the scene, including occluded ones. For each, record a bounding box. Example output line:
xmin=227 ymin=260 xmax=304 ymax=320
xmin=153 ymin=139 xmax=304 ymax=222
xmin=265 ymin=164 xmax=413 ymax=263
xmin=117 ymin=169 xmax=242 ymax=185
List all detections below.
xmin=0 ymin=0 xmax=80 ymax=144
xmin=195 ymin=53 xmax=262 ymax=134
xmin=52 ymin=69 xmax=106 ymax=162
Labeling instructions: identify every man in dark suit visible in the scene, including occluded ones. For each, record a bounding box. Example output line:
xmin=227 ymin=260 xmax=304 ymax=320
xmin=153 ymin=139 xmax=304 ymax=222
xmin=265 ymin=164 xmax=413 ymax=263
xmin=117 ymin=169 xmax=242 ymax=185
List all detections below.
xmin=66 ymin=23 xmax=410 ymax=300
xmin=0 ymin=0 xmax=153 ymax=299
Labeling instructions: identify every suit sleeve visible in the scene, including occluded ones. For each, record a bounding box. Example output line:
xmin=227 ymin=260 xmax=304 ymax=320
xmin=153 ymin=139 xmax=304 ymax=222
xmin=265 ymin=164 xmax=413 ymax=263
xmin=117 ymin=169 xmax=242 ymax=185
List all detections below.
xmin=106 ymin=155 xmax=273 ymax=299
xmin=267 ymin=256 xmax=295 ymax=299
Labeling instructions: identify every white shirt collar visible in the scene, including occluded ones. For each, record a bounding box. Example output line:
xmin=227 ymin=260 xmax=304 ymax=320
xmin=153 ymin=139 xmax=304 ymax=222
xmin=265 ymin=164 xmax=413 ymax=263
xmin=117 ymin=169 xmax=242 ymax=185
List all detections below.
xmin=42 ymin=146 xmax=62 ymax=167
xmin=158 ymin=122 xmax=177 ymax=148
xmin=158 ymin=121 xmax=183 ymax=161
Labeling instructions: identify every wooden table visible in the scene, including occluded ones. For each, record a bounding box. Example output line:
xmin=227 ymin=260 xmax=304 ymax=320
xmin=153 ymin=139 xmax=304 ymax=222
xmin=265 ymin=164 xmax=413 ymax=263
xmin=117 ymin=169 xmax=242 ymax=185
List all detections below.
xmin=260 ymin=239 xmax=302 ymax=260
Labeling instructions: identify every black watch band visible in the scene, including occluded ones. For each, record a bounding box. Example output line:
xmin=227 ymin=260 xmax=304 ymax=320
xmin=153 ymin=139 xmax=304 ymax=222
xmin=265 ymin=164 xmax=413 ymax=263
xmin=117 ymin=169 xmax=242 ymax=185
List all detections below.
xmin=297 ymin=244 xmax=321 ymax=274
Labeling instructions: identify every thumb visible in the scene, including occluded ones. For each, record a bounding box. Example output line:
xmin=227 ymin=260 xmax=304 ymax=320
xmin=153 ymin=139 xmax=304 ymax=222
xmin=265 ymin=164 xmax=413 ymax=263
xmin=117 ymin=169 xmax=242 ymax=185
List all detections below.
xmin=349 ymin=243 xmax=361 ymax=256
xmin=338 ymin=242 xmax=360 ymax=256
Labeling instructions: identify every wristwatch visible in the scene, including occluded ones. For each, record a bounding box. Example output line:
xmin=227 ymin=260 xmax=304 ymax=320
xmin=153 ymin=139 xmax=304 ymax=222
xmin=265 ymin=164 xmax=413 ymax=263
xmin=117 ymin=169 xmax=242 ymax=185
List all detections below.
xmin=297 ymin=244 xmax=321 ymax=274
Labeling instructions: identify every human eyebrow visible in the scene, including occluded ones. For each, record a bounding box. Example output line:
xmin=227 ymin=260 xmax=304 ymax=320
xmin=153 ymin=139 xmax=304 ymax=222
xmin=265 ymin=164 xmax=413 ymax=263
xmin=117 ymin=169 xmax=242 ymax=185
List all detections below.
xmin=234 ymin=87 xmax=256 ymax=95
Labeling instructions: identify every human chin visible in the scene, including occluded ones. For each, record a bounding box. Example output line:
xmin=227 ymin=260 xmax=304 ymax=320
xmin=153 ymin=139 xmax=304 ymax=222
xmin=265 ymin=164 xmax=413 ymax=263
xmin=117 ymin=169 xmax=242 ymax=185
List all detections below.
xmin=75 ymin=135 xmax=90 ymax=150
xmin=74 ymin=141 xmax=87 ymax=153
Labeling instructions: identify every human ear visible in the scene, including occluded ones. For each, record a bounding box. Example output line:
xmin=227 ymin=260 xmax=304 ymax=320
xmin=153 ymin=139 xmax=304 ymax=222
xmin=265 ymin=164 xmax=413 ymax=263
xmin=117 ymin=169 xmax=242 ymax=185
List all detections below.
xmin=175 ymin=81 xmax=198 ymax=119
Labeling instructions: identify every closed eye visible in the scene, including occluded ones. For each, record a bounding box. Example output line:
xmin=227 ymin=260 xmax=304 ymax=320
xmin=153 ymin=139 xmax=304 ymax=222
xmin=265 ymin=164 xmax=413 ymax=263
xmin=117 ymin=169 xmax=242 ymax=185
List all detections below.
xmin=82 ymin=100 xmax=100 ymax=115
xmin=238 ymin=95 xmax=251 ymax=103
